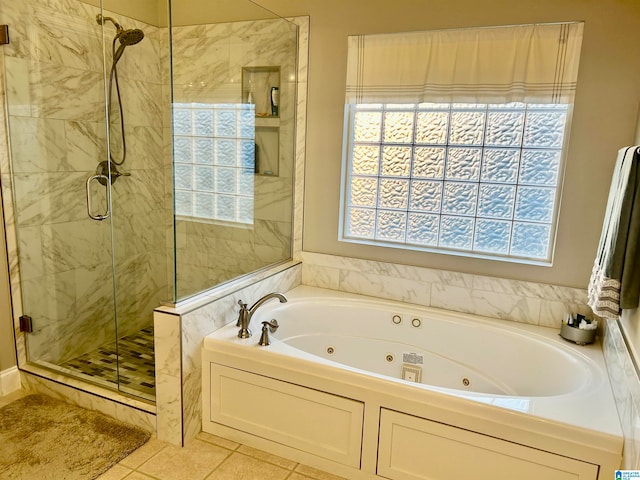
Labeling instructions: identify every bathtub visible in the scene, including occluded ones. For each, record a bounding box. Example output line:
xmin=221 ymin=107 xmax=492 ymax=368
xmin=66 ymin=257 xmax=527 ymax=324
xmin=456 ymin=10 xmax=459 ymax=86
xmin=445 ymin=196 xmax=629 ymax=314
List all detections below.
xmin=202 ymin=285 xmax=622 ymax=480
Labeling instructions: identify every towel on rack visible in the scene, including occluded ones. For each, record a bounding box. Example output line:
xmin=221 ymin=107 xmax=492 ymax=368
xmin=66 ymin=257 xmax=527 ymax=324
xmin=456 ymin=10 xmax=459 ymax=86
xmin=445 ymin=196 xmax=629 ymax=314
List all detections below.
xmin=588 ymin=146 xmax=640 ymax=319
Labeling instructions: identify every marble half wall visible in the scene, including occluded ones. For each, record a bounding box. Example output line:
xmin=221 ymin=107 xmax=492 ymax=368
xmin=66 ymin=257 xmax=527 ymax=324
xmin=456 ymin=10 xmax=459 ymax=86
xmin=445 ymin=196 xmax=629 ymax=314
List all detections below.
xmin=300 ymin=251 xmax=592 ymax=328
xmin=154 ymin=262 xmax=302 ymax=446
xmin=603 ymin=318 xmax=640 ymax=469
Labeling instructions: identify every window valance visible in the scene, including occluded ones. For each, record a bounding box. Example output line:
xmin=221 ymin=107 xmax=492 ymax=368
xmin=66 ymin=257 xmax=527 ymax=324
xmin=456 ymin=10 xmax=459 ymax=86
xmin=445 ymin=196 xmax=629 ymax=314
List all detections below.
xmin=345 ymin=22 xmax=584 ymax=104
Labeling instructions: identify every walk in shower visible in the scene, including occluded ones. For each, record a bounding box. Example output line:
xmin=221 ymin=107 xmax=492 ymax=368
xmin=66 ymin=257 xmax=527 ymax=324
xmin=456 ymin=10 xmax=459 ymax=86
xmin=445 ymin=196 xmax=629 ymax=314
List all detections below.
xmin=0 ymin=0 xmax=299 ymax=402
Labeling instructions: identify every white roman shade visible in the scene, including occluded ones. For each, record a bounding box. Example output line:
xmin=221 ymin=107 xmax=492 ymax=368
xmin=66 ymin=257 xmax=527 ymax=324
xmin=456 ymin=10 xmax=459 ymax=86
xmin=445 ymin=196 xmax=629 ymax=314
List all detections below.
xmin=345 ymin=22 xmax=584 ymax=104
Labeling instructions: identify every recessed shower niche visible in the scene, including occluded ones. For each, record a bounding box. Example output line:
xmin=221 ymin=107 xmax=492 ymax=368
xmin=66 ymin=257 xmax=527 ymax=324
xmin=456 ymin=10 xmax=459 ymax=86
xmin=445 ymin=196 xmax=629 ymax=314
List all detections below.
xmin=242 ymin=66 xmax=281 ymax=177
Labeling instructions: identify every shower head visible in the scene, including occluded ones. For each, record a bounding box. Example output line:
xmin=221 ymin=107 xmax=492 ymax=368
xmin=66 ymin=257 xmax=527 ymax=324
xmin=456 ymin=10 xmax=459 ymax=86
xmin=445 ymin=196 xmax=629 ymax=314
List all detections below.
xmin=112 ymin=28 xmax=144 ymax=63
xmin=112 ymin=29 xmax=144 ymax=64
xmin=118 ymin=28 xmax=144 ymax=47
xmin=96 ymin=14 xmax=144 ymax=45
xmin=96 ymin=14 xmax=145 ymax=64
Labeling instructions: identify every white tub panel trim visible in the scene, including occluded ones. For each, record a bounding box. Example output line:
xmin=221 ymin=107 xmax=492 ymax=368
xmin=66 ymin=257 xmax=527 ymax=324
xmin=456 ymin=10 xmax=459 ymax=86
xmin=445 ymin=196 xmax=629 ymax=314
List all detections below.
xmin=210 ymin=364 xmax=364 ymax=467
xmin=378 ymin=408 xmax=598 ymax=480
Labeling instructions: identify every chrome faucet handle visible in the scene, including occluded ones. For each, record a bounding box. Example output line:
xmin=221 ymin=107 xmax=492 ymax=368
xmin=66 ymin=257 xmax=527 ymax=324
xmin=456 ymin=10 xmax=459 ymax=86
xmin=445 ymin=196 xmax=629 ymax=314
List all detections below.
xmin=258 ymin=319 xmax=279 ymax=346
xmin=262 ymin=319 xmax=279 ymax=332
xmin=236 ymin=300 xmax=248 ymax=328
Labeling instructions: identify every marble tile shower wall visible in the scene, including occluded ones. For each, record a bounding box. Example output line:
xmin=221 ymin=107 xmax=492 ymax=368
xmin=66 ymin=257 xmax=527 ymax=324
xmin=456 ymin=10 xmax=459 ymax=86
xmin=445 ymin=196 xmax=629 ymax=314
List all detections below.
xmin=171 ymin=20 xmax=297 ymax=296
xmin=603 ymin=319 xmax=640 ymax=469
xmin=0 ymin=0 xmax=169 ymax=364
xmin=301 ymin=252 xmax=592 ymax=327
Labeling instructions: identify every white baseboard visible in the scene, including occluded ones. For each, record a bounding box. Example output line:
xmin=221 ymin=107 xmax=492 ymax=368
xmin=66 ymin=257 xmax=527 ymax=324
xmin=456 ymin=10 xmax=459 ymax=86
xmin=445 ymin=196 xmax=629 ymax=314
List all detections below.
xmin=0 ymin=366 xmax=21 ymax=396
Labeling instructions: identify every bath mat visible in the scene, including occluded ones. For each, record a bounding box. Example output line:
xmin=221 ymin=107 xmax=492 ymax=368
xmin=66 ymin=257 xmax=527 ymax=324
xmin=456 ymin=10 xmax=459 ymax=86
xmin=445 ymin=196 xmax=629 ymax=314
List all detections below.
xmin=0 ymin=394 xmax=150 ymax=480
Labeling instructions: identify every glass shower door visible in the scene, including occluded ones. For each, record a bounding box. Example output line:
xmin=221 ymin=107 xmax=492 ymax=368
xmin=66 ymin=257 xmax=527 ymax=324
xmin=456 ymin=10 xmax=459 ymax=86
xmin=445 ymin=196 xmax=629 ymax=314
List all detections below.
xmin=1 ymin=0 xmax=120 ymax=390
xmin=102 ymin=0 xmax=170 ymax=401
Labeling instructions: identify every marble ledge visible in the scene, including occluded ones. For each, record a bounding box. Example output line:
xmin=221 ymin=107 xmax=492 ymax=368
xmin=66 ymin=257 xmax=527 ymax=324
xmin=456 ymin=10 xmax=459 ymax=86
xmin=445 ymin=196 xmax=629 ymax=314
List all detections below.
xmin=180 ymin=264 xmax=303 ymax=376
xmin=339 ymin=269 xmax=431 ymax=307
xmin=300 ymin=252 xmax=588 ymax=304
xmin=430 ymin=283 xmax=541 ymax=325
xmin=156 ymin=260 xmax=301 ymax=316
xmin=301 ymin=251 xmax=473 ymax=288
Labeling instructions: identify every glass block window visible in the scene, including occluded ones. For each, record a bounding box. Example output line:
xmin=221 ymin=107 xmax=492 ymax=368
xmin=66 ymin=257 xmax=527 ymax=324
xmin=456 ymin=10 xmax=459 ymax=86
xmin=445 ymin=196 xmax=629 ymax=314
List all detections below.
xmin=341 ymin=102 xmax=570 ymax=263
xmin=173 ymin=103 xmax=254 ymax=224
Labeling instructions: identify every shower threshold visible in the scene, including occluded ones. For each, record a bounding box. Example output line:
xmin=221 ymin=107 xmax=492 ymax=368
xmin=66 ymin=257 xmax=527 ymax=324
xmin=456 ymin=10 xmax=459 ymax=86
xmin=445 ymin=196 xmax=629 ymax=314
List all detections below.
xmin=56 ymin=326 xmax=156 ymax=401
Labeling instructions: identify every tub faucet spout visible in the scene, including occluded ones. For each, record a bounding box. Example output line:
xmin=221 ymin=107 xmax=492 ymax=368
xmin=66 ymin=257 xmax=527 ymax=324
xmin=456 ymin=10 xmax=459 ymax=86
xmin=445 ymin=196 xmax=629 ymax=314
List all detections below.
xmin=237 ymin=292 xmax=287 ymax=339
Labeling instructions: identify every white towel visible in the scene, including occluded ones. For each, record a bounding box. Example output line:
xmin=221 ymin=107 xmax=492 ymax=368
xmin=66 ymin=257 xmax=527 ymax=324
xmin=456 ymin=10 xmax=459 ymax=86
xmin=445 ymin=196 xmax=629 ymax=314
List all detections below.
xmin=588 ymin=146 xmax=640 ymax=318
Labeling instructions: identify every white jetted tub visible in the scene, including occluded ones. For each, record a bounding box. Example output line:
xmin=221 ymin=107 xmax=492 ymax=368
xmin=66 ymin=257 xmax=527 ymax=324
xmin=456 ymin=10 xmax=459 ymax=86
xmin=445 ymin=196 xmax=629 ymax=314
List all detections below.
xmin=202 ymin=286 xmax=622 ymax=480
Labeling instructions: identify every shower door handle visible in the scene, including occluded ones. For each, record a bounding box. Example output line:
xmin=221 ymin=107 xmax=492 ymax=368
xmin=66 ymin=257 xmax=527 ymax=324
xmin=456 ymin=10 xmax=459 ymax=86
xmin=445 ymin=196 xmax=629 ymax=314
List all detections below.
xmin=86 ymin=174 xmax=110 ymax=221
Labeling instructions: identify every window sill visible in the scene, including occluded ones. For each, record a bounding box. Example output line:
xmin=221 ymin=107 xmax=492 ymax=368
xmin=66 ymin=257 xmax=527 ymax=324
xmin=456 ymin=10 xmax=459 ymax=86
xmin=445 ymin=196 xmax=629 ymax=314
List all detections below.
xmin=338 ymin=236 xmax=553 ymax=267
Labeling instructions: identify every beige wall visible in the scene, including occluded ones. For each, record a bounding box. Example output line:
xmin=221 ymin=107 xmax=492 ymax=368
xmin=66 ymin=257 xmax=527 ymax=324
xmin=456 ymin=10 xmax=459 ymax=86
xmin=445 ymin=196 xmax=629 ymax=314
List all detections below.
xmin=243 ymin=0 xmax=640 ymax=289
xmin=82 ymin=0 xmax=164 ymax=26
xmin=95 ymin=0 xmax=280 ymax=27
xmin=170 ymin=0 xmax=278 ymax=25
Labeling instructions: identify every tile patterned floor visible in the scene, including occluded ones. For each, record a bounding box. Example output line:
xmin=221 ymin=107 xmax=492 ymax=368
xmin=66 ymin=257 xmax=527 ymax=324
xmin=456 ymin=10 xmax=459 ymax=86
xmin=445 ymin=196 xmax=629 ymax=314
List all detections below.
xmin=59 ymin=327 xmax=156 ymax=399
xmin=0 ymin=390 xmax=346 ymax=480
xmin=98 ymin=433 xmax=347 ymax=480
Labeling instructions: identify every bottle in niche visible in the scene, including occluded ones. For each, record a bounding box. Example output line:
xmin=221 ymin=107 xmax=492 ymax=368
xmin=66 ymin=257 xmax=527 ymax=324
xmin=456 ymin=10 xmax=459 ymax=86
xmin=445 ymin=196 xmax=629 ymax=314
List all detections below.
xmin=254 ymin=142 xmax=259 ymax=173
xmin=270 ymin=87 xmax=279 ymax=116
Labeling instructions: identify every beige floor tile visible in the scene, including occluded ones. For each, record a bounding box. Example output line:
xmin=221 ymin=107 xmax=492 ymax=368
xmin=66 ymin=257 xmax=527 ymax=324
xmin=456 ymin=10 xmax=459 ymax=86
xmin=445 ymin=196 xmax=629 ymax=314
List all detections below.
xmin=96 ymin=464 xmax=133 ymax=480
xmin=205 ymin=452 xmax=290 ymax=480
xmin=123 ymin=473 xmax=159 ymax=480
xmin=237 ymin=444 xmax=297 ymax=470
xmin=120 ymin=437 xmax=170 ymax=469
xmin=287 ymin=474 xmax=314 ymax=480
xmin=138 ymin=439 xmax=231 ymax=480
xmin=294 ymin=464 xmax=347 ymax=480
xmin=196 ymin=432 xmax=240 ymax=451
